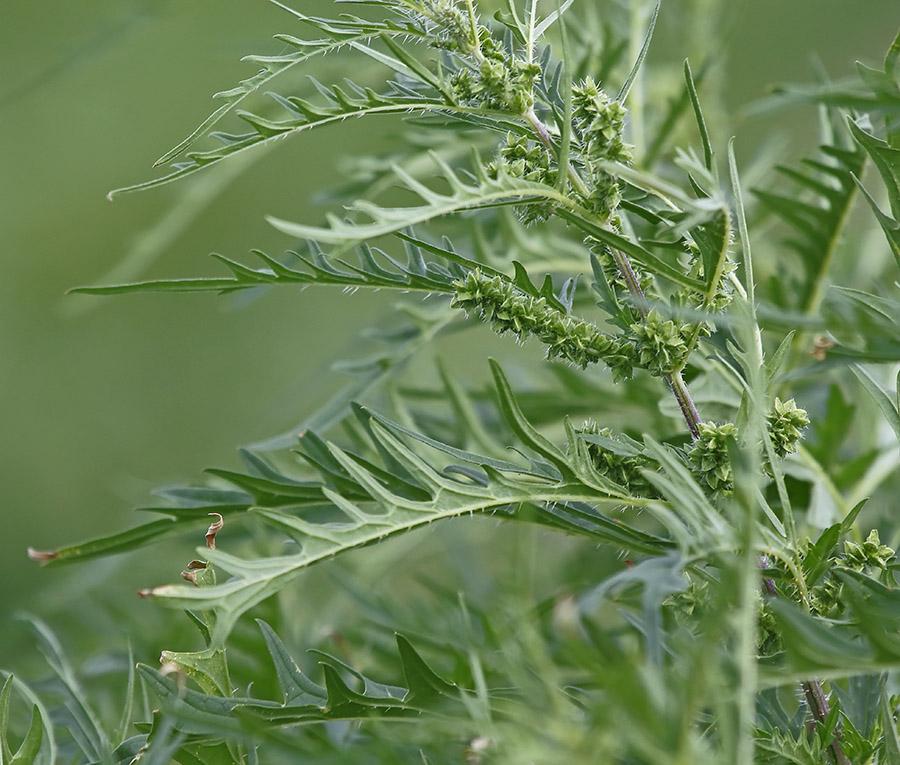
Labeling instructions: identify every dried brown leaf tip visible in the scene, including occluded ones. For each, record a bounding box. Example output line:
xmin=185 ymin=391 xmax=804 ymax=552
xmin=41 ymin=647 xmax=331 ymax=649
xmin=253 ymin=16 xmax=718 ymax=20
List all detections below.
xmin=181 ymin=559 xmax=208 ymax=585
xmin=205 ymin=512 xmax=224 ymax=549
xmin=27 ymin=548 xmax=59 ymax=562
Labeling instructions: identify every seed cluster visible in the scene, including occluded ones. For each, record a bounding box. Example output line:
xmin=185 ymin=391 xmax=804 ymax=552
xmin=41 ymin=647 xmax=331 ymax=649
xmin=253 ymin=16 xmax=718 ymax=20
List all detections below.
xmin=488 ymin=134 xmax=557 ymax=224
xmin=452 ymin=270 xmax=636 ymax=380
xmin=687 ymin=421 xmax=739 ymax=496
xmin=630 ymin=309 xmax=693 ymax=378
xmin=687 ymin=398 xmax=809 ymax=497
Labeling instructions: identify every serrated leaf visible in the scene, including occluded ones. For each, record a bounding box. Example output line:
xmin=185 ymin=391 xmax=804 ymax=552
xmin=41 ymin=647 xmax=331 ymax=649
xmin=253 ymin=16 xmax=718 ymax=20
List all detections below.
xmin=18 ymin=617 xmax=111 ymax=763
xmin=395 ymin=634 xmax=457 ymax=702
xmin=153 ymin=8 xmax=430 ymax=167
xmin=268 ymin=160 xmax=571 ymax=247
xmin=754 ymin=117 xmax=865 ymax=311
xmin=848 ymin=118 xmax=900 ymax=218
xmin=71 ymin=241 xmax=461 ymax=297
xmin=255 ymin=620 xmax=326 ymax=705
xmin=112 ymin=80 xmax=507 ymax=196
xmin=132 ymin=368 xmax=658 ymax=645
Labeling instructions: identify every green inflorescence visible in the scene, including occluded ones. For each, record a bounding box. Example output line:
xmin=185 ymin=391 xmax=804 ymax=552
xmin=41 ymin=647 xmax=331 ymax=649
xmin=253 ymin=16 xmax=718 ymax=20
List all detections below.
xmin=766 ymin=397 xmax=810 ymax=458
xmin=687 ymin=421 xmax=739 ymax=496
xmin=489 ymin=133 xmax=557 ymax=223
xmin=629 ymin=309 xmax=693 ymax=378
xmin=572 ymin=76 xmax=633 ymax=166
xmin=419 ymin=0 xmax=479 ymax=53
xmin=452 ymin=270 xmax=637 ymax=379
xmin=450 ymin=32 xmax=541 ymax=114
xmin=573 ymin=420 xmax=656 ymax=496
xmin=809 ymin=530 xmax=895 ymax=617
xmin=572 ymin=76 xmax=633 ymax=220
xmin=844 ymin=529 xmax=895 ymax=571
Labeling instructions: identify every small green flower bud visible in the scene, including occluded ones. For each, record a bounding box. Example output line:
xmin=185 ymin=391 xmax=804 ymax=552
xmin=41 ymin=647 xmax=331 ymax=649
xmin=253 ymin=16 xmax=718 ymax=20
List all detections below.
xmin=810 ymin=576 xmax=845 ymax=618
xmin=629 ymin=309 xmax=692 ymax=377
xmin=687 ymin=421 xmax=739 ymax=495
xmin=488 ymin=134 xmax=557 ymax=223
xmin=844 ymin=529 xmax=895 ymax=571
xmin=766 ymin=397 xmax=810 ymax=458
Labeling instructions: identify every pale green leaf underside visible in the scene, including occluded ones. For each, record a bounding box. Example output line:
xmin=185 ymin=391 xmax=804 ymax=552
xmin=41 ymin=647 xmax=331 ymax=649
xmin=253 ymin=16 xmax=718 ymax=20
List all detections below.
xmin=266 ymin=160 xmax=571 ymax=244
xmin=147 ymin=421 xmax=651 ymax=647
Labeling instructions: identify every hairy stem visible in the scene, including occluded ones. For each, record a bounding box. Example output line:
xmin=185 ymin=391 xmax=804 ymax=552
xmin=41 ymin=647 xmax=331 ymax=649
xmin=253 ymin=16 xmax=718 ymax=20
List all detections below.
xmin=801 ymin=680 xmax=851 ymax=765
xmin=669 ymin=371 xmax=702 ymax=439
xmin=523 ymin=111 xmax=704 ymax=439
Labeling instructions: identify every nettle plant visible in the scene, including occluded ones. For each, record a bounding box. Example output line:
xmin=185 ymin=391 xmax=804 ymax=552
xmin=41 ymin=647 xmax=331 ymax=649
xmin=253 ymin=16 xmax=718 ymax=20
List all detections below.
xmin=7 ymin=1 xmax=900 ymax=762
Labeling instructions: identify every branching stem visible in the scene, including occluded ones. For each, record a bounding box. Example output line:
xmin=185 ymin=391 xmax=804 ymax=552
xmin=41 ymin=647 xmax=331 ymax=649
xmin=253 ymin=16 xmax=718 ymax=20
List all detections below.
xmin=526 ymin=109 xmax=704 ymax=438
xmin=528 ymin=78 xmax=846 ymax=763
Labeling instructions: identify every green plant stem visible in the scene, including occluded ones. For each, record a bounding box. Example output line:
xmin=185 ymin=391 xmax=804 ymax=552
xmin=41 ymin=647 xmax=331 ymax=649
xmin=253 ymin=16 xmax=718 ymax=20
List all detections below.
xmin=801 ymin=680 xmax=851 ymax=765
xmin=523 ymin=111 xmax=704 ymax=439
xmin=669 ymin=370 xmax=702 ymax=439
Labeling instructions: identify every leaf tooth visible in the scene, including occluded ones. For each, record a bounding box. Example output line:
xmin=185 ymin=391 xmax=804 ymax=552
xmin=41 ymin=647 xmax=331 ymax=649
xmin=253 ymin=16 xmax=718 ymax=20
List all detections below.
xmin=326 ymin=442 xmax=437 ymax=513
xmin=390 ymin=162 xmax=448 ymax=204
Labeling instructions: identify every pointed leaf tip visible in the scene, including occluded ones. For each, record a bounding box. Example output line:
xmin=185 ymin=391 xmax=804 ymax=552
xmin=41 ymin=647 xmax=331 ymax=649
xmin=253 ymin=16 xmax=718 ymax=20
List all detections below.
xmin=395 ymin=633 xmax=456 ymax=700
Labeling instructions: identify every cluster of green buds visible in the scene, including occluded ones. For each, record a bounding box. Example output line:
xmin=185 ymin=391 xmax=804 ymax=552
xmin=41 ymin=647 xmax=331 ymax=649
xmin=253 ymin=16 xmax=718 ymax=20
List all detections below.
xmin=809 ymin=575 xmax=844 ymax=619
xmin=589 ymin=241 xmax=656 ymax=297
xmin=417 ymin=0 xmax=479 ymax=53
xmin=630 ymin=309 xmax=693 ymax=378
xmin=571 ymin=77 xmax=633 ymax=219
xmin=572 ymin=77 xmax=633 ymax=164
xmin=844 ymin=529 xmax=895 ymax=571
xmin=686 ymin=398 xmax=810 ymax=497
xmin=488 ymin=133 xmax=557 ymax=223
xmin=766 ymin=397 xmax=810 ymax=458
xmin=687 ymin=421 xmax=739 ymax=496
xmin=665 ymin=575 xmax=709 ymax=621
xmin=809 ymin=531 xmax=895 ymax=617
xmin=450 ymin=32 xmax=541 ymax=114
xmin=571 ymin=420 xmax=656 ymax=496
xmin=757 ymin=600 xmax=783 ymax=654
xmin=452 ymin=272 xmax=704 ymax=382
xmin=452 ymin=270 xmax=636 ymax=379
xmin=490 ymin=133 xmax=554 ymax=184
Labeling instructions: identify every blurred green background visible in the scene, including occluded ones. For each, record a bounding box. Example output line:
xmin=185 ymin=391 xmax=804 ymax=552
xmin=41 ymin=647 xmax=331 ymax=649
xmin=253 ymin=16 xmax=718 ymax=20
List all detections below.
xmin=1 ymin=0 xmax=897 ymax=661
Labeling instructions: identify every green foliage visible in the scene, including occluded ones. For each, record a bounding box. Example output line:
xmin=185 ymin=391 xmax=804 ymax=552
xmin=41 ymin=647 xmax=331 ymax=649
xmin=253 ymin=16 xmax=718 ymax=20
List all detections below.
xmin=10 ymin=1 xmax=900 ymax=763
